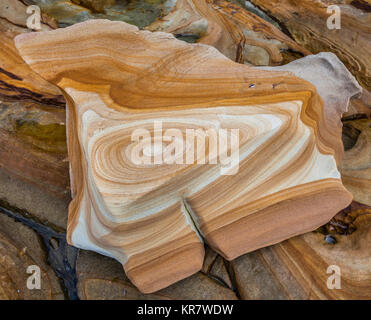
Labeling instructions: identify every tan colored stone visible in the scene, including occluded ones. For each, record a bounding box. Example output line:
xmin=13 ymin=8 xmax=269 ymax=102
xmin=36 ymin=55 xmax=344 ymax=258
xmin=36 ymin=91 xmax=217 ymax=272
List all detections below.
xmin=231 ymin=203 xmax=371 ymax=300
xmin=77 ymin=250 xmax=237 ymax=300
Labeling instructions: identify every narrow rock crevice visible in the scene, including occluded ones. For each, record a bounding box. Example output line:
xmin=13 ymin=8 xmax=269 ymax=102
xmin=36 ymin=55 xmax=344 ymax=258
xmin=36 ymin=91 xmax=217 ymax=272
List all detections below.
xmin=0 ymin=202 xmax=79 ymax=300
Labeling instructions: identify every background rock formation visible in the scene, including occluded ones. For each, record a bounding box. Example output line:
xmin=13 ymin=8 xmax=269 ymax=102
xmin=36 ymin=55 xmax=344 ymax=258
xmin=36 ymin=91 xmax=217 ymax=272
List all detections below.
xmin=22 ymin=0 xmax=176 ymax=28
xmin=340 ymin=119 xmax=371 ymax=205
xmin=71 ymin=0 xmax=116 ymax=13
xmin=146 ymin=0 xmax=310 ymax=65
xmin=0 ymin=1 xmax=70 ymax=229
xmin=249 ymin=0 xmax=371 ymax=90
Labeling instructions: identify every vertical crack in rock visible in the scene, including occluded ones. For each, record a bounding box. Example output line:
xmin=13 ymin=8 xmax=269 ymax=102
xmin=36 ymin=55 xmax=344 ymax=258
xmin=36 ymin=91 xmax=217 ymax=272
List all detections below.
xmin=182 ymin=198 xmax=205 ymax=241
xmin=225 ymin=259 xmax=242 ymax=299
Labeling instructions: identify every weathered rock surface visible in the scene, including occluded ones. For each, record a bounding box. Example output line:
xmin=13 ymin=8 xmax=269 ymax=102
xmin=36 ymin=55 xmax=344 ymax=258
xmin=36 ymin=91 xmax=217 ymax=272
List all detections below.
xmin=15 ymin=20 xmax=355 ymax=293
xmin=0 ymin=0 xmax=57 ymax=30
xmin=0 ymin=213 xmax=65 ymax=299
xmin=22 ymin=0 xmax=310 ymax=65
xmin=147 ymin=0 xmax=310 ymax=65
xmin=259 ymin=52 xmax=363 ymax=159
xmin=76 ymin=203 xmax=370 ymax=300
xmin=0 ymin=97 xmax=70 ymax=202
xmin=339 ymin=119 xmax=371 ymax=206
xmin=250 ymin=0 xmax=371 ymax=90
xmin=230 ymin=202 xmax=371 ymax=299
xmin=209 ymin=256 xmax=233 ymax=289
xmin=0 ymin=8 xmax=69 ymax=228
xmin=345 ymin=90 xmax=371 ymax=119
xmin=24 ymin=0 xmax=175 ymax=28
xmin=0 ymin=16 xmax=63 ymax=105
xmin=71 ymin=0 xmax=115 ymax=13
xmin=0 ymin=168 xmax=69 ymax=230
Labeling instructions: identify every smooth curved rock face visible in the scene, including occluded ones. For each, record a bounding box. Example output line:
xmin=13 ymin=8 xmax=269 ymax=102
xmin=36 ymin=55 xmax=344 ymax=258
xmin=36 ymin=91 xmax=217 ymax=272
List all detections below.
xmin=258 ymin=53 xmax=367 ymax=206
xmin=15 ymin=20 xmax=352 ymax=293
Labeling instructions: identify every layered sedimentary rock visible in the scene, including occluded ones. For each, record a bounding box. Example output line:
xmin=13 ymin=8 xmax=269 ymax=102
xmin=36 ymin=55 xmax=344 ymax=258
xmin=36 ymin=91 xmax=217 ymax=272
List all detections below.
xmin=23 ymin=0 xmax=175 ymax=28
xmin=258 ymin=52 xmax=363 ymax=158
xmin=0 ymin=97 xmax=70 ymax=228
xmin=0 ymin=3 xmax=69 ymax=228
xmin=0 ymin=15 xmax=69 ymax=203
xmin=15 ymin=20 xmax=354 ymax=293
xmin=76 ymin=250 xmax=237 ymax=300
xmin=339 ymin=119 xmax=371 ymax=206
xmin=250 ymin=0 xmax=371 ymax=90
xmin=231 ymin=202 xmax=371 ymax=300
xmin=76 ymin=202 xmax=371 ymax=300
xmin=147 ymin=0 xmax=310 ymax=65
xmin=23 ymin=0 xmax=310 ymax=64
xmin=258 ymin=53 xmax=370 ymax=207
xmin=0 ymin=8 xmax=62 ymax=104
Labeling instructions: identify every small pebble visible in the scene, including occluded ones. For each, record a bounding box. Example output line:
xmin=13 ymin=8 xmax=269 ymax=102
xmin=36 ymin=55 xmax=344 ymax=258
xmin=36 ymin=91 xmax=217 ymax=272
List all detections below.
xmin=325 ymin=234 xmax=337 ymax=244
